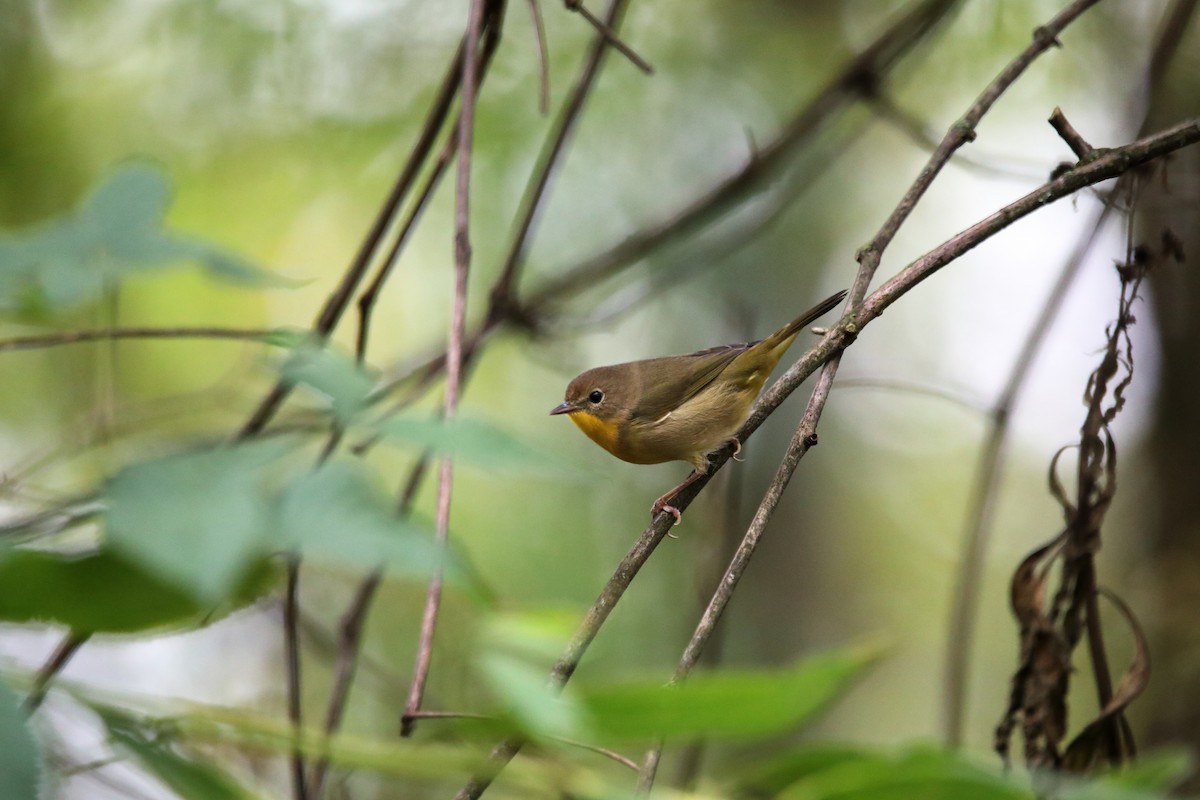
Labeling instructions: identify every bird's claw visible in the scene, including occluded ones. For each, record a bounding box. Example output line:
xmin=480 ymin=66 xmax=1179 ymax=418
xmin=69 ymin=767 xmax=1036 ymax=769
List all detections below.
xmin=651 ymin=500 xmax=683 ymax=530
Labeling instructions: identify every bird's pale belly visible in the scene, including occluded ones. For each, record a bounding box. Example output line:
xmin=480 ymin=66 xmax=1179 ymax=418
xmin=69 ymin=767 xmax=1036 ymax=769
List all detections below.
xmin=620 ymin=386 xmax=756 ymax=469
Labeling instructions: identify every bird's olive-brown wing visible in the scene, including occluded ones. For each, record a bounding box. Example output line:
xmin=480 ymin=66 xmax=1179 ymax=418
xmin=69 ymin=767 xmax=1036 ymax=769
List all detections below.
xmin=627 ymin=344 xmax=748 ymax=422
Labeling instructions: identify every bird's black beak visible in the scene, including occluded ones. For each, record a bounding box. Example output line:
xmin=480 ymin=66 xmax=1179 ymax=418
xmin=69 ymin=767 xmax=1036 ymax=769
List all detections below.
xmin=549 ymin=401 xmax=577 ymax=416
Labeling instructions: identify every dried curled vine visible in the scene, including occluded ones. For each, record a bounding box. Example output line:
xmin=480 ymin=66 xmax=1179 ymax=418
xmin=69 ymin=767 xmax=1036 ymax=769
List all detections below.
xmin=996 ymin=192 xmax=1184 ymax=772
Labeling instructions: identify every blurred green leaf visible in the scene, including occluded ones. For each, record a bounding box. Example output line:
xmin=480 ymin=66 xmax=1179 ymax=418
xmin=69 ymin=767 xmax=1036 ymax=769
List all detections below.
xmin=0 ymin=163 xmax=288 ymax=316
xmin=102 ymin=710 xmax=260 ymax=800
xmin=579 ymin=646 xmax=877 ymax=742
xmin=477 ymin=611 xmax=589 ymax=741
xmin=770 ymin=748 xmax=1029 ymax=800
xmin=480 ymin=653 xmax=588 ymax=743
xmin=0 ymin=678 xmax=44 ymax=800
xmin=1097 ymin=750 xmax=1194 ymax=793
xmin=732 ymin=743 xmax=875 ymax=797
xmin=0 ymin=548 xmax=200 ymax=632
xmin=280 ymin=341 xmax=376 ymax=425
xmin=378 ymin=415 xmax=568 ymax=474
xmin=84 ymin=699 xmax=554 ymax=789
xmin=105 ymin=440 xmax=293 ymax=605
xmin=275 ymin=459 xmax=456 ymax=582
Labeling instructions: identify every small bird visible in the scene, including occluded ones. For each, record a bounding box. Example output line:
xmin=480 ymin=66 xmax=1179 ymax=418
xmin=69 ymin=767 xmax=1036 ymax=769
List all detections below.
xmin=551 ymin=289 xmax=846 ymax=523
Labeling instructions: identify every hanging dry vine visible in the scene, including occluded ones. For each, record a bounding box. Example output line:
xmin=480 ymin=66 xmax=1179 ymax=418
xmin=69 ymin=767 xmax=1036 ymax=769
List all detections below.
xmin=995 ymin=180 xmax=1185 ymax=772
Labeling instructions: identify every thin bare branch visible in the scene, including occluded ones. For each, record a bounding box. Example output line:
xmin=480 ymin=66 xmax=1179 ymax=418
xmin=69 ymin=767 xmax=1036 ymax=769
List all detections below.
xmin=236 ymin=5 xmax=507 ymax=439
xmin=852 ymin=0 xmax=1103 ymax=305
xmin=1050 ymin=106 xmax=1097 ymax=159
xmin=306 ymin=572 xmax=382 ymax=797
xmin=356 ymin=12 xmax=507 ymax=362
xmin=562 ymin=0 xmax=652 ymax=74
xmin=0 ymin=327 xmax=277 ymax=353
xmin=487 ymin=0 xmax=635 ymax=322
xmin=526 ymin=0 xmax=551 ymax=114
xmin=402 ymin=0 xmax=488 ymax=738
xmin=530 ymin=0 xmax=962 ymax=310
xmin=22 ymin=631 xmax=90 ymax=714
xmin=282 ymin=556 xmax=307 ymax=800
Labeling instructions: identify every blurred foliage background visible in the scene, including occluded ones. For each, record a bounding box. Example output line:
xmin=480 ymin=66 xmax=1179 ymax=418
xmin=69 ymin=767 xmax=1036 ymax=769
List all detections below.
xmin=1 ymin=0 xmax=1198 ymax=798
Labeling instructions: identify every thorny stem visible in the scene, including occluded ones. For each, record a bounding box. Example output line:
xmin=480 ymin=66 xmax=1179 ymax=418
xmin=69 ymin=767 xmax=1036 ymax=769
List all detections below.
xmin=402 ymin=0 xmax=488 ymax=737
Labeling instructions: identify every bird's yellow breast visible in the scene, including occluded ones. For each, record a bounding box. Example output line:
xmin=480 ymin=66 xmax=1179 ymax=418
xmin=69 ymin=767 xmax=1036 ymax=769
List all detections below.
xmin=568 ymin=411 xmax=622 ymax=457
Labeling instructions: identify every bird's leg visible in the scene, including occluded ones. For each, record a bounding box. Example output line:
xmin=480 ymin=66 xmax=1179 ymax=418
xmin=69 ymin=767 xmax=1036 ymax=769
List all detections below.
xmin=651 ymin=468 xmax=707 ymax=526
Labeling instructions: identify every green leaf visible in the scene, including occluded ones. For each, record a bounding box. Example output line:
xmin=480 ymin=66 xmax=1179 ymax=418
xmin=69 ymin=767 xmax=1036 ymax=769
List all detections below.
xmin=275 ymin=460 xmax=452 ymax=581
xmin=0 ymin=548 xmax=201 ymax=632
xmin=1097 ymin=750 xmax=1194 ymax=793
xmin=579 ymin=646 xmax=877 ymax=742
xmin=83 ymin=699 xmax=553 ymax=788
xmin=771 ymin=748 xmax=1030 ymax=800
xmin=378 ymin=415 xmax=566 ymax=473
xmin=105 ymin=440 xmax=293 ymax=605
xmin=477 ymin=612 xmax=590 ymax=741
xmin=0 ymin=164 xmax=288 ymax=315
xmin=279 ymin=342 xmax=376 ymax=425
xmin=732 ymin=744 xmax=875 ymax=797
xmin=102 ymin=711 xmax=260 ymax=800
xmin=0 ymin=678 xmax=44 ymax=800
xmin=83 ymin=163 xmax=171 ymax=233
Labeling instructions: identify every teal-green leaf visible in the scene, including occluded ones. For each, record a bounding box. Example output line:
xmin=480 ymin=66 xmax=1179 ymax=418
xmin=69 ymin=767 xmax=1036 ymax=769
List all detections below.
xmin=280 ymin=342 xmax=376 ymax=425
xmin=102 ymin=711 xmax=259 ymax=800
xmin=83 ymin=162 xmax=170 ymax=233
xmin=0 ymin=164 xmax=288 ymax=315
xmin=105 ymin=440 xmax=293 ymax=605
xmin=0 ymin=548 xmax=201 ymax=632
xmin=579 ymin=646 xmax=876 ymax=742
xmin=275 ymin=460 xmax=448 ymax=579
xmin=0 ymin=678 xmax=44 ymax=800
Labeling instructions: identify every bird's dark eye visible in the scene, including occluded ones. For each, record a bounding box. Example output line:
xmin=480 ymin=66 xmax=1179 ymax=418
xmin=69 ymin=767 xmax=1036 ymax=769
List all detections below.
xmin=588 ymin=390 xmax=604 ymax=404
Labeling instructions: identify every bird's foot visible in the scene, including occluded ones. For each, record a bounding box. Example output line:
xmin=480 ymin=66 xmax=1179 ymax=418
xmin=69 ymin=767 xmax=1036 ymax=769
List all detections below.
xmin=651 ymin=497 xmax=683 ymax=529
xmin=728 ymin=437 xmax=744 ymax=462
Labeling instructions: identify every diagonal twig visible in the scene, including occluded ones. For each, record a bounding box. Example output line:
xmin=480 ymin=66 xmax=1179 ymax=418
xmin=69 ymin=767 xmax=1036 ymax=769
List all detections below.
xmin=562 ymin=0 xmax=653 ymax=74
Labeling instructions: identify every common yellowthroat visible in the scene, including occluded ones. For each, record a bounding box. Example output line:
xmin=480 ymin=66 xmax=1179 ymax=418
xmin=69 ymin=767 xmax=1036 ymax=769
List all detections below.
xmin=551 ymin=289 xmax=846 ymax=523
